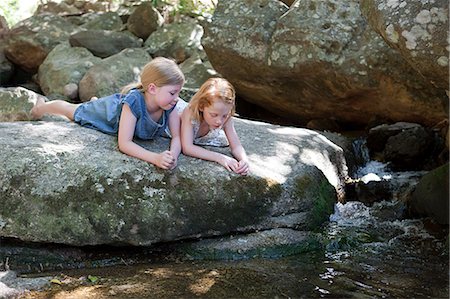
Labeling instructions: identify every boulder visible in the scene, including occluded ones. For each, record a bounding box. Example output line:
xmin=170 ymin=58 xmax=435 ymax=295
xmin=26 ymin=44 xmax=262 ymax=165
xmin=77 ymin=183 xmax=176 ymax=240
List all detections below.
xmin=126 ymin=2 xmax=164 ymax=40
xmin=366 ymin=122 xmax=444 ymax=170
xmin=78 ymin=48 xmax=150 ymax=102
xmin=79 ymin=11 xmax=123 ymax=31
xmin=69 ymin=29 xmax=143 ymax=58
xmin=38 ymin=42 xmax=102 ymax=101
xmin=409 ymin=163 xmax=449 ymax=225
xmin=0 ymin=87 xmax=42 ymax=121
xmin=179 ymin=228 xmax=318 ymax=260
xmin=202 ymin=0 xmax=447 ymax=127
xmin=360 ymin=0 xmax=449 ymax=90
xmin=384 ymin=127 xmax=433 ymax=169
xmin=144 ymin=18 xmax=204 ymax=63
xmin=34 ymin=1 xmax=82 ymax=16
xmin=367 ymin=122 xmax=420 ymax=153
xmin=179 ymin=52 xmax=219 ymax=91
xmin=0 ymin=118 xmax=349 ymax=246
xmin=35 ymin=0 xmax=110 ymax=15
xmin=4 ymin=14 xmax=79 ymax=73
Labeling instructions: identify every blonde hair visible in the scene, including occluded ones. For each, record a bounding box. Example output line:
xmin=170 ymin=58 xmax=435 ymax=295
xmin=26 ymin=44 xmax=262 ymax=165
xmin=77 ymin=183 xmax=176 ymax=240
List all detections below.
xmin=121 ymin=57 xmax=185 ymax=94
xmin=189 ymin=77 xmax=236 ymax=123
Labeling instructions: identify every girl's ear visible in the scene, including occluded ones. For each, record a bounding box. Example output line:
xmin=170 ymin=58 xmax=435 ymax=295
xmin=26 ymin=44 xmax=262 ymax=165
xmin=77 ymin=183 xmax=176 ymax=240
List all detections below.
xmin=147 ymin=83 xmax=157 ymax=94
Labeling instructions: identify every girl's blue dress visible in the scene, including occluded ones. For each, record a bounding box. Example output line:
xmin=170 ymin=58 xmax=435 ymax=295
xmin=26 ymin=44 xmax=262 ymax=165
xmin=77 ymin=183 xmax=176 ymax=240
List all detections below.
xmin=73 ymin=89 xmax=174 ymax=140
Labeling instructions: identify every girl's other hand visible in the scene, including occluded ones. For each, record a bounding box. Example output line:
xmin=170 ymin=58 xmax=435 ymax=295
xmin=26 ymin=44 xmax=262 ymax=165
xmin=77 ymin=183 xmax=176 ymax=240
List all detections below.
xmin=156 ymin=150 xmax=176 ymax=169
xmin=235 ymin=160 xmax=249 ymax=175
xmin=218 ymin=155 xmax=239 ymax=172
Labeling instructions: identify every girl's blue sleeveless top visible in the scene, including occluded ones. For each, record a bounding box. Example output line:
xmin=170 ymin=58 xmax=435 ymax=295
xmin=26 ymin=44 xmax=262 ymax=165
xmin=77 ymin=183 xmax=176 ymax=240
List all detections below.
xmin=73 ymin=89 xmax=174 ymax=140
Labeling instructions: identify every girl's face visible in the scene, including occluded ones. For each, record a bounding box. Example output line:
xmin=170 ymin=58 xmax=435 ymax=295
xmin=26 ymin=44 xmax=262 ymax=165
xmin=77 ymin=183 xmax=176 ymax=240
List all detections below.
xmin=153 ymin=84 xmax=182 ymax=110
xmin=201 ymin=100 xmax=233 ymax=130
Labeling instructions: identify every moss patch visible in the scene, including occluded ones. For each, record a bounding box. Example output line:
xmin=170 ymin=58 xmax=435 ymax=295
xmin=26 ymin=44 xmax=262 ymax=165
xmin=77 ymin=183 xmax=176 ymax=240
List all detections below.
xmin=1 ymin=172 xmax=283 ymax=246
xmin=294 ymin=175 xmax=313 ymax=199
xmin=308 ymin=180 xmax=336 ymax=230
xmin=164 ymin=175 xmax=282 ymax=237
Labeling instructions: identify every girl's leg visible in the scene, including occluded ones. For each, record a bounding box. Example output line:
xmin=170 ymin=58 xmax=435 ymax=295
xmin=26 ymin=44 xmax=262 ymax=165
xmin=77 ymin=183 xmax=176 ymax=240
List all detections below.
xmin=31 ymin=97 xmax=81 ymax=120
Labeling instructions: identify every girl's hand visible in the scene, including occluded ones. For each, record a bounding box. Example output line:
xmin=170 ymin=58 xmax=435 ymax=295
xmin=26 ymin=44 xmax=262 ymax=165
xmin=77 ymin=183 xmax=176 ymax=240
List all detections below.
xmin=156 ymin=150 xmax=176 ymax=169
xmin=168 ymin=151 xmax=178 ymax=170
xmin=218 ymin=155 xmax=239 ymax=172
xmin=235 ymin=159 xmax=249 ymax=175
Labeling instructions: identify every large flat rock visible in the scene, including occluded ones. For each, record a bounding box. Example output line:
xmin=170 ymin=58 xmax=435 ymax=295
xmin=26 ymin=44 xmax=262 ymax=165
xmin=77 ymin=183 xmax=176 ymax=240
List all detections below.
xmin=0 ymin=119 xmax=348 ymax=246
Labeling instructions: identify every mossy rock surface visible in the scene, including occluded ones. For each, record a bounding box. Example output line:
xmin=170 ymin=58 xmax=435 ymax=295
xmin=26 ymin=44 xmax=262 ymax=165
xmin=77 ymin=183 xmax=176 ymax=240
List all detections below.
xmin=0 ymin=116 xmax=348 ymax=246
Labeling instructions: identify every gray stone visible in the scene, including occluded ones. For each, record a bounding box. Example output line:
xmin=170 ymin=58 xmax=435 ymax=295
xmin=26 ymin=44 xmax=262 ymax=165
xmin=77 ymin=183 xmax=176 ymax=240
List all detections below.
xmin=0 ymin=118 xmax=349 ymax=246
xmin=69 ymin=29 xmax=143 ymax=58
xmin=144 ymin=18 xmax=204 ymax=63
xmin=410 ymin=163 xmax=449 ymax=225
xmin=180 ymin=228 xmax=317 ymax=260
xmin=63 ymin=83 xmax=79 ymax=100
xmin=0 ymin=87 xmax=68 ymax=122
xmin=0 ymin=87 xmax=42 ymax=121
xmin=79 ymin=11 xmax=123 ymax=31
xmin=4 ymin=14 xmax=79 ymax=73
xmin=202 ymin=0 xmax=447 ymax=127
xmin=360 ymin=0 xmax=449 ymax=90
xmin=78 ymin=48 xmax=150 ymax=102
xmin=127 ymin=2 xmax=164 ymax=40
xmin=180 ymin=52 xmax=219 ymax=91
xmin=38 ymin=42 xmax=102 ymax=101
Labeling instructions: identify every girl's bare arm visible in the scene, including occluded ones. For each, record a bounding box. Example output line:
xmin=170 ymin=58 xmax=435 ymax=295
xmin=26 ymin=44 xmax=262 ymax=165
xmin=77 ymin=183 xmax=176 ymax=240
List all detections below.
xmin=167 ymin=109 xmax=182 ymax=168
xmin=224 ymin=118 xmax=247 ymax=161
xmin=180 ymin=109 xmax=238 ymax=171
xmin=224 ymin=118 xmax=249 ymax=175
xmin=118 ymin=105 xmax=174 ymax=169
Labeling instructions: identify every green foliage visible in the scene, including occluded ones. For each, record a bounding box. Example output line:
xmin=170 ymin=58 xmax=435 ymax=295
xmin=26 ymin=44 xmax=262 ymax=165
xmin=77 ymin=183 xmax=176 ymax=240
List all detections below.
xmin=88 ymin=275 xmax=99 ymax=283
xmin=172 ymin=0 xmax=216 ymax=18
xmin=0 ymin=0 xmax=20 ymax=27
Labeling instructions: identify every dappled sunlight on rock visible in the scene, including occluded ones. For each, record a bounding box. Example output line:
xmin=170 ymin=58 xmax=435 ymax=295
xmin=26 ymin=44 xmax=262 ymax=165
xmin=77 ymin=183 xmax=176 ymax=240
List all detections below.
xmin=299 ymin=148 xmax=341 ymax=189
xmin=249 ymin=141 xmax=299 ymax=183
xmin=259 ymin=126 xmax=348 ymax=195
xmin=36 ymin=142 xmax=84 ymax=156
xmin=132 ymin=66 xmax=141 ymax=77
xmin=267 ymin=126 xmax=316 ymax=137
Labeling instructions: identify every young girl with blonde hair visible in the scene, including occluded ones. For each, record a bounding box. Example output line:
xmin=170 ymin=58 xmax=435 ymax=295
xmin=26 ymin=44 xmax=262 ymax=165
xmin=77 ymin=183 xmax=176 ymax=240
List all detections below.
xmin=180 ymin=77 xmax=249 ymax=175
xmin=31 ymin=57 xmax=185 ymax=170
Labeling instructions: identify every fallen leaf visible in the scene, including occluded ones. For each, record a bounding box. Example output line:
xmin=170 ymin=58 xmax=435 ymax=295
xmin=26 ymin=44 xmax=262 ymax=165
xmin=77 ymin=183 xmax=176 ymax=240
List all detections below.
xmin=88 ymin=275 xmax=99 ymax=283
xmin=50 ymin=278 xmax=62 ymax=285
